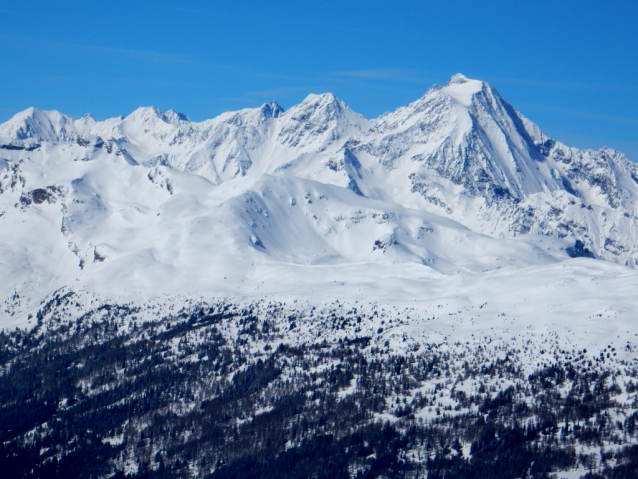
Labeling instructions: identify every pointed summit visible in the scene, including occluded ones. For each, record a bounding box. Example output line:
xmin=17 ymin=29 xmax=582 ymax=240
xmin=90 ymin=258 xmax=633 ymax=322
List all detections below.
xmin=0 ymin=107 xmax=71 ymax=142
xmin=126 ymin=106 xmax=163 ymax=123
xmin=277 ymin=92 xmax=368 ymax=148
xmin=79 ymin=113 xmax=96 ymax=125
xmin=296 ymin=93 xmax=352 ymax=118
xmin=260 ymin=101 xmax=284 ymax=119
xmin=163 ymin=110 xmax=191 ymax=125
xmin=300 ymin=92 xmax=345 ymax=107
xmin=439 ymin=74 xmax=485 ymax=107
xmin=446 ymin=73 xmax=471 ymax=85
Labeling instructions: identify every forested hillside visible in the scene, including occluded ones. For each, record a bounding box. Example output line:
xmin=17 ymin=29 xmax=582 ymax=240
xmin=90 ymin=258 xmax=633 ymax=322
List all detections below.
xmin=1 ymin=295 xmax=636 ymax=478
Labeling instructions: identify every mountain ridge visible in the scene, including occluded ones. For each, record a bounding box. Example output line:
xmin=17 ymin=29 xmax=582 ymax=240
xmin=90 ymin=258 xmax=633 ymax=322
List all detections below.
xmin=2 ymin=74 xmax=638 ymax=323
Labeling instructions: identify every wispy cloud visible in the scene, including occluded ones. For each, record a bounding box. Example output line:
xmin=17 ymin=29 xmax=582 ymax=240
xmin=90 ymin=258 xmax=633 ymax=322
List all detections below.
xmin=0 ymin=32 xmax=194 ymax=64
xmin=38 ymin=75 xmax=76 ymax=84
xmin=136 ymin=2 xmax=260 ymax=22
xmin=325 ymin=24 xmax=390 ymax=35
xmin=486 ymin=75 xmax=633 ymax=93
xmin=244 ymin=86 xmax=327 ymax=99
xmin=75 ymin=44 xmax=191 ymax=63
xmin=520 ymin=103 xmax=638 ymax=126
xmin=105 ymin=77 xmax=198 ymax=88
xmin=333 ymin=68 xmax=419 ymax=81
xmin=250 ymin=72 xmax=321 ymax=82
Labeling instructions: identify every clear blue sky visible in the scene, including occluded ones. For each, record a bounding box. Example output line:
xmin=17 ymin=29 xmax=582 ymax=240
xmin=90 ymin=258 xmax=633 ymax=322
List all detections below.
xmin=1 ymin=0 xmax=637 ymax=160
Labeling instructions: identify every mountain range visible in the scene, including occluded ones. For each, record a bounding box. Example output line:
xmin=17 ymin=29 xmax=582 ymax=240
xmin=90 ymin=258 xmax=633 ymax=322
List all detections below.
xmin=1 ymin=74 xmax=637 ymax=478
xmin=2 ymin=74 xmax=638 ymax=317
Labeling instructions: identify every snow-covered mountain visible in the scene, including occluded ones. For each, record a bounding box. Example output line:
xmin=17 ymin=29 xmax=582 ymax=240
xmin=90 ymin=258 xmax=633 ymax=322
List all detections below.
xmin=2 ymin=74 xmax=638 ymax=316
xmin=1 ymin=74 xmax=638 ymax=478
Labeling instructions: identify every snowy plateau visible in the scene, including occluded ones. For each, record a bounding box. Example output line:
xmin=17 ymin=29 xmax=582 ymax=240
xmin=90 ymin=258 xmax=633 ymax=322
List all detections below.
xmin=0 ymin=74 xmax=637 ymax=478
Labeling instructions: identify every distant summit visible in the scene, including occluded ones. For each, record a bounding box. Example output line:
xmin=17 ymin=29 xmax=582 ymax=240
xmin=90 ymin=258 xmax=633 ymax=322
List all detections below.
xmin=445 ymin=72 xmax=471 ymax=84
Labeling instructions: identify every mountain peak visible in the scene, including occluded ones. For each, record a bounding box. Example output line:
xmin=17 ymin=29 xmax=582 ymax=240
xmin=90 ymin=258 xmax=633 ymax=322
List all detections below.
xmin=163 ymin=109 xmax=191 ymax=125
xmin=296 ymin=93 xmax=357 ymax=118
xmin=261 ymin=101 xmax=284 ymax=119
xmin=301 ymin=92 xmax=338 ymax=106
xmin=446 ymin=73 xmax=471 ymax=85
xmin=11 ymin=106 xmax=54 ymax=121
xmin=439 ymin=74 xmax=485 ymax=107
xmin=21 ymin=106 xmax=39 ymax=117
xmin=126 ymin=106 xmax=163 ymax=122
xmin=0 ymin=107 xmax=71 ymax=141
xmin=78 ymin=113 xmax=96 ymax=125
xmin=290 ymin=93 xmax=350 ymax=121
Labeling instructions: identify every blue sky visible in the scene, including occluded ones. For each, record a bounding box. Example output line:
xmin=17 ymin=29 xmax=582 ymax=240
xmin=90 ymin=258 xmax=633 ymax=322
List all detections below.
xmin=1 ymin=0 xmax=637 ymax=159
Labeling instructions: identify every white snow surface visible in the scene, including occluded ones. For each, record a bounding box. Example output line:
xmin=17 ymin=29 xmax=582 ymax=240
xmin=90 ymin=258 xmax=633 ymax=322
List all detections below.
xmin=1 ymin=74 xmax=637 ymax=356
